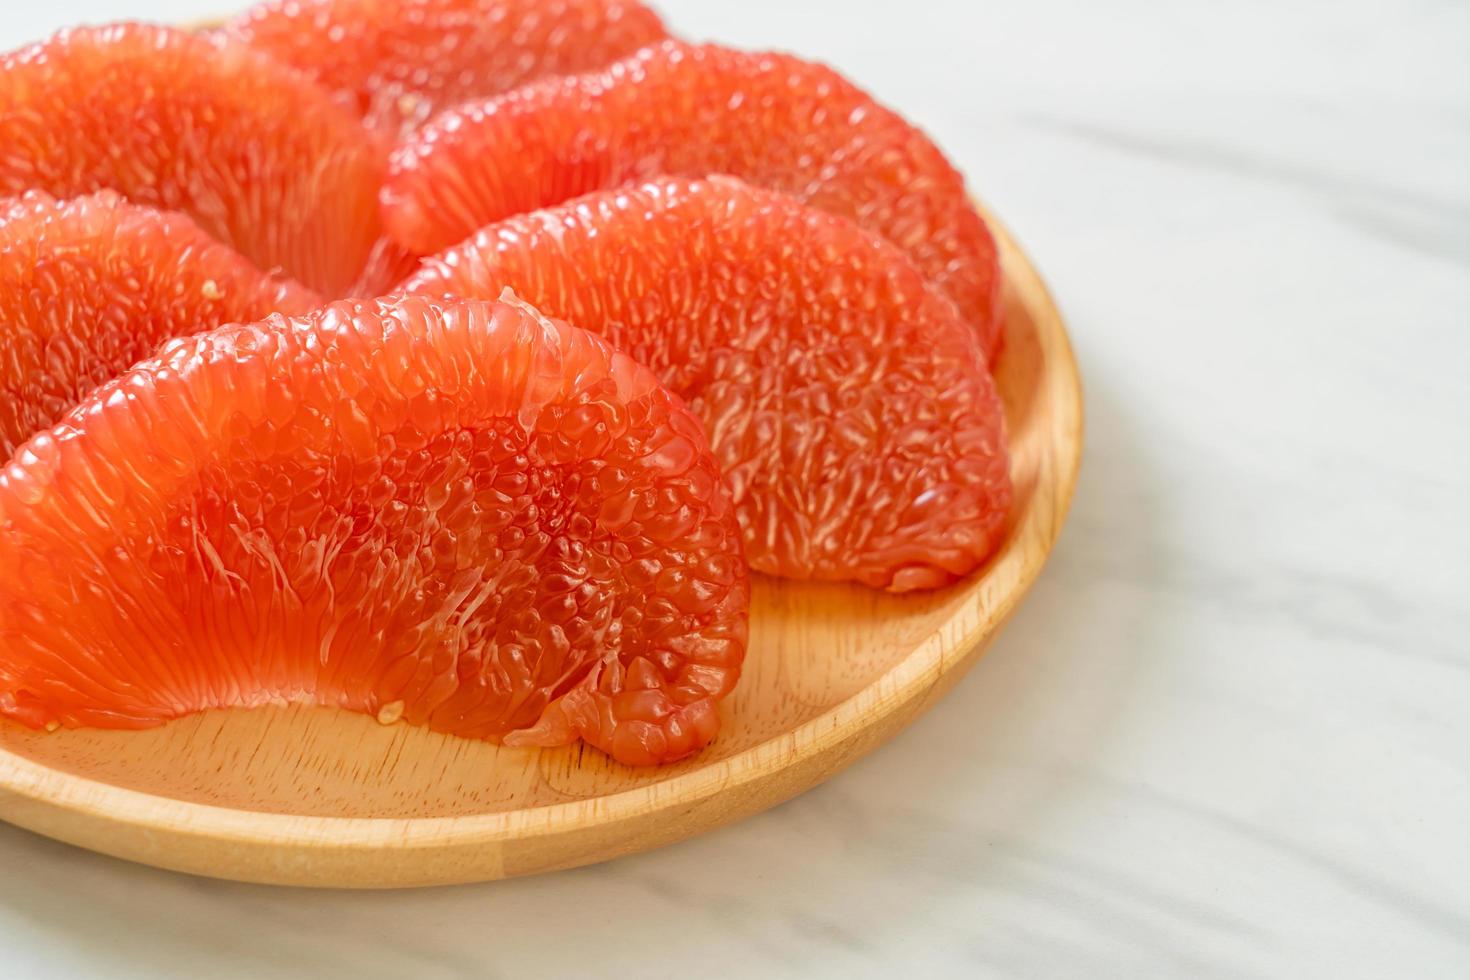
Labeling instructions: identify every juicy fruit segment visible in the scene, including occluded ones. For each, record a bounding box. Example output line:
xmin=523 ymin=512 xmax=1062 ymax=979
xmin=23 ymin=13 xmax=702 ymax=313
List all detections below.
xmin=0 ymin=23 xmax=384 ymax=297
xmin=384 ymin=41 xmax=1004 ymax=358
xmin=222 ymin=0 xmax=669 ymax=139
xmin=0 ymin=296 xmax=749 ymax=767
xmin=403 ymin=177 xmax=1011 ymax=590
xmin=0 ymin=191 xmax=320 ymax=456
xmin=349 ymin=236 xmax=426 ymax=298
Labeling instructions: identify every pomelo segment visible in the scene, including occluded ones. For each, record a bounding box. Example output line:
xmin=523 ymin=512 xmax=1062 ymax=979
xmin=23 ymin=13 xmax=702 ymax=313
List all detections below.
xmin=402 ymin=177 xmax=1011 ymax=590
xmin=0 ymin=190 xmax=320 ymax=457
xmin=0 ymin=23 xmax=384 ymax=297
xmin=348 ymin=236 xmax=427 ymax=298
xmin=0 ymin=296 xmax=749 ymax=767
xmin=222 ymin=0 xmax=669 ymax=139
xmin=383 ymin=41 xmax=1004 ymax=358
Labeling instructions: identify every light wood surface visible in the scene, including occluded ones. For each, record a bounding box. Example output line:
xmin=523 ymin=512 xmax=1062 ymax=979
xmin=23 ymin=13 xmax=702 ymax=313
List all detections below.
xmin=0 ymin=206 xmax=1083 ymax=888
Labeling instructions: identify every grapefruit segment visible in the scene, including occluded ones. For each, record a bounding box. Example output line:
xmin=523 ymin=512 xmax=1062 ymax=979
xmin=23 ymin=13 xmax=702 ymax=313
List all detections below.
xmin=402 ymin=177 xmax=1011 ymax=590
xmin=221 ymin=0 xmax=669 ymax=139
xmin=383 ymin=41 xmax=1004 ymax=357
xmin=0 ymin=190 xmax=320 ymax=456
xmin=0 ymin=295 xmax=749 ymax=767
xmin=0 ymin=23 xmax=384 ymax=297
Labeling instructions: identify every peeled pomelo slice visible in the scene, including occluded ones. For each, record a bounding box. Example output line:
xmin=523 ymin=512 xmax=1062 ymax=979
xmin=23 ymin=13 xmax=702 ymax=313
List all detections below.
xmin=0 ymin=23 xmax=384 ymax=297
xmin=0 ymin=190 xmax=320 ymax=456
xmin=402 ymin=177 xmax=1011 ymax=591
xmin=0 ymin=295 xmax=749 ymax=767
xmin=221 ymin=0 xmax=669 ymax=139
xmin=347 ymin=236 xmax=427 ymax=298
xmin=383 ymin=41 xmax=1004 ymax=358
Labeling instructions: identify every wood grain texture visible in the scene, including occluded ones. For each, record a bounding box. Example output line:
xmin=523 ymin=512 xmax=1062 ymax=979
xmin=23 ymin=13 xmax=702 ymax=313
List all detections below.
xmin=0 ymin=205 xmax=1083 ymax=887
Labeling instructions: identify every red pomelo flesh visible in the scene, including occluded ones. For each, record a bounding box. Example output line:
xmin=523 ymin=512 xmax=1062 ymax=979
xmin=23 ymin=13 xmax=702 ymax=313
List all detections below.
xmin=383 ymin=41 xmax=1003 ymax=358
xmin=402 ymin=177 xmax=1011 ymax=591
xmin=0 ymin=23 xmax=384 ymax=297
xmin=221 ymin=0 xmax=669 ymax=139
xmin=0 ymin=296 xmax=749 ymax=767
xmin=348 ymin=236 xmax=428 ymax=298
xmin=0 ymin=190 xmax=320 ymax=457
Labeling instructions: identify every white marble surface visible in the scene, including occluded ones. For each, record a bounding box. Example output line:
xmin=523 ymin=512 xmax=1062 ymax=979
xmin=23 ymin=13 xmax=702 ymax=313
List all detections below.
xmin=2 ymin=0 xmax=1468 ymax=976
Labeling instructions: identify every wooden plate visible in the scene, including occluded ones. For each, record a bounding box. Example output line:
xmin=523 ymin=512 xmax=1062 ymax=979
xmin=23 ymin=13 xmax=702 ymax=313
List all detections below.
xmin=0 ymin=206 xmax=1081 ymax=888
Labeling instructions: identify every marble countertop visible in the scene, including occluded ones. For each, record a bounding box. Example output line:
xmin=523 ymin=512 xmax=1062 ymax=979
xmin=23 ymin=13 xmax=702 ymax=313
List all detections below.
xmin=2 ymin=0 xmax=1467 ymax=976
